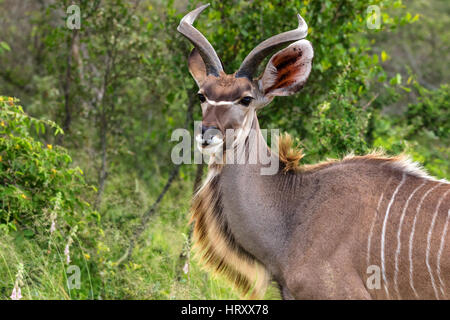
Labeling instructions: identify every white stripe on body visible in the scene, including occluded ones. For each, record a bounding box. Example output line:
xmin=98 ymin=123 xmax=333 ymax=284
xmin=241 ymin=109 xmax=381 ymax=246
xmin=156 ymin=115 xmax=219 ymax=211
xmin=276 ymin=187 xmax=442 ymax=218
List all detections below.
xmin=380 ymin=173 xmax=406 ymax=299
xmin=367 ymin=178 xmax=393 ymax=267
xmin=393 ymin=181 xmax=427 ymax=299
xmin=435 ymin=187 xmax=450 ymax=298
xmin=425 ymin=188 xmax=449 ymax=299
xmin=408 ymin=183 xmax=441 ymax=298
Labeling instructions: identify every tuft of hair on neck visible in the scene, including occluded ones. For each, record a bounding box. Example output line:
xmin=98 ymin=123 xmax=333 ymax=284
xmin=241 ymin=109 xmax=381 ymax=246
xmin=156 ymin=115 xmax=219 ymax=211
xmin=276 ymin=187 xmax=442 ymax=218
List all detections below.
xmin=277 ymin=133 xmax=304 ymax=173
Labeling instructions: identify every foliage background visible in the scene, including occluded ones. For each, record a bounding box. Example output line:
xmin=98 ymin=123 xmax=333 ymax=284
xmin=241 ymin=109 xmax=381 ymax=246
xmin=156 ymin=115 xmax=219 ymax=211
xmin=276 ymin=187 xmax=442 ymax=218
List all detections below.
xmin=0 ymin=0 xmax=448 ymax=299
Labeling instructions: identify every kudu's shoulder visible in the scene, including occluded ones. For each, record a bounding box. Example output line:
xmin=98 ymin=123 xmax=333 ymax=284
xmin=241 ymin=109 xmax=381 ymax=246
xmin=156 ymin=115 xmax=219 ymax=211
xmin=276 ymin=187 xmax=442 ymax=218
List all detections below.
xmin=313 ymin=152 xmax=445 ymax=183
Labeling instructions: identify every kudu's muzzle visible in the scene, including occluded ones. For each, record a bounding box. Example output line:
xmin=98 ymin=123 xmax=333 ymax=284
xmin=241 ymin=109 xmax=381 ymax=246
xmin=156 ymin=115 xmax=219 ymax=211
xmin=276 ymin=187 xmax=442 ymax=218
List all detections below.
xmin=199 ymin=124 xmax=221 ymax=147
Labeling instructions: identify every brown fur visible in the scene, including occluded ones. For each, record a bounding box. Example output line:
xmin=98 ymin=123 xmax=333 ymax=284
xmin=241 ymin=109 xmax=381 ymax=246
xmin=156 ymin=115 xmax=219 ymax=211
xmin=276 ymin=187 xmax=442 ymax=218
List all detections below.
xmin=201 ymin=73 xmax=253 ymax=102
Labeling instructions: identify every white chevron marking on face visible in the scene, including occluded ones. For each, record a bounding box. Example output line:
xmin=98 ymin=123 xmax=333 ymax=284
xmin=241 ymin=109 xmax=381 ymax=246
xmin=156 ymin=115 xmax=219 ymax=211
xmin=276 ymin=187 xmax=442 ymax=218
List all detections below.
xmin=205 ymin=97 xmax=239 ymax=106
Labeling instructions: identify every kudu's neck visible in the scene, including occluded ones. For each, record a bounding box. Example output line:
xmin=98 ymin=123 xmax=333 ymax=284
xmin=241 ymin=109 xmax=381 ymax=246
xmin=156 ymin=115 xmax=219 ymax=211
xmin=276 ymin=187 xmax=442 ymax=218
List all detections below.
xmin=213 ymin=110 xmax=275 ymax=171
xmin=191 ymin=110 xmax=299 ymax=298
xmin=215 ymin=111 xmax=302 ymax=281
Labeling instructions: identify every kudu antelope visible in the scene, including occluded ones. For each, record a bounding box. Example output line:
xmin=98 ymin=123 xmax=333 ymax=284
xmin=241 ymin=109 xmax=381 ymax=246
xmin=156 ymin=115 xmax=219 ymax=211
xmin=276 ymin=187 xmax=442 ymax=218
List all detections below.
xmin=178 ymin=4 xmax=450 ymax=299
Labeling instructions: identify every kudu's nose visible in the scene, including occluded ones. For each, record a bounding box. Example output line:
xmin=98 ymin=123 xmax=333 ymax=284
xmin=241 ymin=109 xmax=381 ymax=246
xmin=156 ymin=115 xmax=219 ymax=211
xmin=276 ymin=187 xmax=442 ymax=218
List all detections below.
xmin=201 ymin=125 xmax=218 ymax=135
xmin=201 ymin=125 xmax=219 ymax=146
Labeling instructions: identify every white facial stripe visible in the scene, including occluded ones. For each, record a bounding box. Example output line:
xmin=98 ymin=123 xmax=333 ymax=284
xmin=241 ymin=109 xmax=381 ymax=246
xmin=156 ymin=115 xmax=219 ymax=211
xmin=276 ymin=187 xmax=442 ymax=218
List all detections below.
xmin=205 ymin=97 xmax=239 ymax=106
xmin=381 ymin=173 xmax=406 ymax=299
xmin=394 ymin=181 xmax=427 ymax=299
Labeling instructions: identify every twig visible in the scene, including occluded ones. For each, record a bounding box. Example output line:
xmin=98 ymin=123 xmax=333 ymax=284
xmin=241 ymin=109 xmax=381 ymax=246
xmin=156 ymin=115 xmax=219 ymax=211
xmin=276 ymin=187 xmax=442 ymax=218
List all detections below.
xmin=115 ymin=164 xmax=181 ymax=266
xmin=362 ymin=93 xmax=379 ymax=111
xmin=57 ymin=29 xmax=79 ymax=145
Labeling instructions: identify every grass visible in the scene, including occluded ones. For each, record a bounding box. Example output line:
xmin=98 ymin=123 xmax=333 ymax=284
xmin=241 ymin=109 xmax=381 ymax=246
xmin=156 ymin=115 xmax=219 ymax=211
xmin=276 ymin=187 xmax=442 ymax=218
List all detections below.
xmin=0 ymin=165 xmax=281 ymax=300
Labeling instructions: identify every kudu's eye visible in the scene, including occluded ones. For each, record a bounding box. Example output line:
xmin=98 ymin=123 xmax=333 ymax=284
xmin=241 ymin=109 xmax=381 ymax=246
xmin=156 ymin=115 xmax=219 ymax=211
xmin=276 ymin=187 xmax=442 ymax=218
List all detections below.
xmin=239 ymin=96 xmax=253 ymax=106
xmin=198 ymin=93 xmax=206 ymax=103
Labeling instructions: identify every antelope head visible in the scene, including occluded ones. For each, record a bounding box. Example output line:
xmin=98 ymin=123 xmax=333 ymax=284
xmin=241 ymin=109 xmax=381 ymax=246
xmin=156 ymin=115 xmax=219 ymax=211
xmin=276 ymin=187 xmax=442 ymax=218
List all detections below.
xmin=178 ymin=4 xmax=314 ymax=156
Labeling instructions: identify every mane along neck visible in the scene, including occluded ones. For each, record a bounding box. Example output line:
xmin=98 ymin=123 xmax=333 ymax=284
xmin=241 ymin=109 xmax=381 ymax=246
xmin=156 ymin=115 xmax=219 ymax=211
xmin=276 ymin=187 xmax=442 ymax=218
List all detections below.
xmin=276 ymin=133 xmax=446 ymax=183
xmin=190 ymin=169 xmax=270 ymax=299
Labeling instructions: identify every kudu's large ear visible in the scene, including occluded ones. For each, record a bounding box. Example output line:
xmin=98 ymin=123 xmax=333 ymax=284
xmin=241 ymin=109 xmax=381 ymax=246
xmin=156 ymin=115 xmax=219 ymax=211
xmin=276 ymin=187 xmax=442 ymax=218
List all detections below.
xmin=259 ymin=39 xmax=313 ymax=97
xmin=188 ymin=47 xmax=207 ymax=87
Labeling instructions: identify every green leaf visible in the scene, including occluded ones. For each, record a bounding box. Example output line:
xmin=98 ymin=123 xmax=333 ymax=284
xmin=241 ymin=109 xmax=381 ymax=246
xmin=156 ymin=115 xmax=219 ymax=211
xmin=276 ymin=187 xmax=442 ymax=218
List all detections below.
xmin=0 ymin=41 xmax=11 ymax=51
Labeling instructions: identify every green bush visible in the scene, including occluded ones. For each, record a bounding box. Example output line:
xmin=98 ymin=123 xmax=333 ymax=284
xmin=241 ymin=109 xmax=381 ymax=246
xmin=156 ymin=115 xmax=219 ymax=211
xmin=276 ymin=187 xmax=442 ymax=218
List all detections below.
xmin=373 ymin=84 xmax=450 ymax=179
xmin=0 ymin=96 xmax=100 ymax=299
xmin=404 ymin=84 xmax=449 ymax=140
xmin=0 ymin=96 xmax=98 ymax=231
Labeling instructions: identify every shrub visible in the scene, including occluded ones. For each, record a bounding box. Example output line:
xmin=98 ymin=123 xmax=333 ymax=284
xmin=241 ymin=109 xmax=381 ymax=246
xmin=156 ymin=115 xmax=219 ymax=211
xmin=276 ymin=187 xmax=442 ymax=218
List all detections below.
xmin=0 ymin=96 xmax=100 ymax=299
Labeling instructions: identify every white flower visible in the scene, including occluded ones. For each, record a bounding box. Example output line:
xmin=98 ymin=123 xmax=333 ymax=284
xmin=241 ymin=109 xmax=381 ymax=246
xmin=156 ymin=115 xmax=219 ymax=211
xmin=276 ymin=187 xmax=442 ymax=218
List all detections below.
xmin=64 ymin=244 xmax=71 ymax=264
xmin=183 ymin=262 xmax=189 ymax=274
xmin=10 ymin=285 xmax=22 ymax=300
xmin=50 ymin=221 xmax=56 ymax=234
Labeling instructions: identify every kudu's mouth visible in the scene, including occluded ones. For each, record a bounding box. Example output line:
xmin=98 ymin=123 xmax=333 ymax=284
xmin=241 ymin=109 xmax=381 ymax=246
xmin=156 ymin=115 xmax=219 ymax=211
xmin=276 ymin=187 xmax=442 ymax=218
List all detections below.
xmin=195 ymin=129 xmax=224 ymax=155
xmin=196 ymin=133 xmax=224 ymax=155
xmin=196 ymin=110 xmax=255 ymax=157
